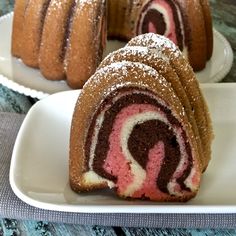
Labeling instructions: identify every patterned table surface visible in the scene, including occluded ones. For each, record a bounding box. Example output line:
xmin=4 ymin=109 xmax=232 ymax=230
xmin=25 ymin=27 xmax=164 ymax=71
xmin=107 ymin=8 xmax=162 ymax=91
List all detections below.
xmin=0 ymin=0 xmax=236 ymax=235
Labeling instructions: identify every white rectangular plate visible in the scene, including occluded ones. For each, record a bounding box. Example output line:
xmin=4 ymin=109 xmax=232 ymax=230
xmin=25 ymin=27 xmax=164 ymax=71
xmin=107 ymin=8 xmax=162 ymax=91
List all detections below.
xmin=10 ymin=84 xmax=236 ymax=213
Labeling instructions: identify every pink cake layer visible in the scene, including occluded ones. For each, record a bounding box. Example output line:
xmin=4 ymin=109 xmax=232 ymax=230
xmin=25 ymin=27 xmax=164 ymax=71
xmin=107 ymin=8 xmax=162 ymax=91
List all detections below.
xmin=102 ymin=103 xmax=191 ymax=199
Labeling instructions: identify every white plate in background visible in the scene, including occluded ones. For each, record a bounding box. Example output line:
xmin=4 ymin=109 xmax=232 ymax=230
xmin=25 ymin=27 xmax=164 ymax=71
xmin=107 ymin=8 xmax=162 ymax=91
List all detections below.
xmin=0 ymin=13 xmax=234 ymax=99
xmin=9 ymin=83 xmax=236 ymax=213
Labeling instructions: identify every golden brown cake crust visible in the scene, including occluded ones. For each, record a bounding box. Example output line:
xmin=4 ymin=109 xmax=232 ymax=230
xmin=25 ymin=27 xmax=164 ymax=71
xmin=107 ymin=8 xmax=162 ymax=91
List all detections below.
xmin=11 ymin=0 xmax=28 ymax=57
xmin=199 ymin=0 xmax=213 ymax=60
xmin=20 ymin=0 xmax=50 ymax=68
xmin=39 ymin=0 xmax=75 ymax=80
xmin=177 ymin=0 xmax=207 ymax=71
xmin=65 ymin=0 xmax=107 ymax=89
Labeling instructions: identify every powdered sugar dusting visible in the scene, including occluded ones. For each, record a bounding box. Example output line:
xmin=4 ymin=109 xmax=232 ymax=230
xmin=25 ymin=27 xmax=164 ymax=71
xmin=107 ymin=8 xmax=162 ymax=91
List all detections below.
xmin=78 ymin=0 xmax=98 ymax=19
xmin=50 ymin=0 xmax=64 ymax=10
xmin=79 ymin=0 xmax=94 ymax=6
xmin=101 ymin=46 xmax=170 ymax=68
xmin=127 ymin=33 xmax=182 ymax=58
xmin=126 ymin=33 xmax=194 ymax=76
xmin=91 ymin=61 xmax=160 ymax=89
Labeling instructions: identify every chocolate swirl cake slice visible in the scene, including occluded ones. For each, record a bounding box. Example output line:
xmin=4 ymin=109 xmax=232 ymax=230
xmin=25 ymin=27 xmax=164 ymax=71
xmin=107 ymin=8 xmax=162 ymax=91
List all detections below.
xmin=69 ymin=61 xmax=202 ymax=201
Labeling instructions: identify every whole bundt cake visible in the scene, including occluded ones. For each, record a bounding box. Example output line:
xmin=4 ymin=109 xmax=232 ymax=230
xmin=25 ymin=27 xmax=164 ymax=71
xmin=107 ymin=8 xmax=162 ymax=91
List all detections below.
xmin=11 ymin=0 xmax=213 ymax=89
